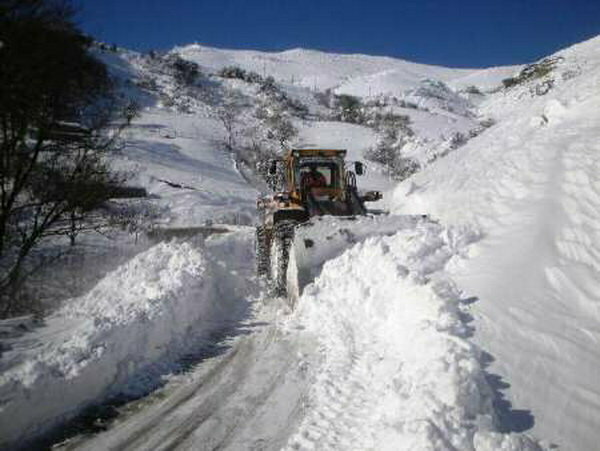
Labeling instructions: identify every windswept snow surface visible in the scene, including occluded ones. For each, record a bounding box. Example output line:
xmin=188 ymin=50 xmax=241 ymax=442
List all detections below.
xmin=393 ymin=35 xmax=600 ymax=449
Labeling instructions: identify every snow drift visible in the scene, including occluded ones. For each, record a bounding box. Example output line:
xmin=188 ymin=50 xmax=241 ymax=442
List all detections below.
xmin=0 ymin=231 xmax=253 ymax=448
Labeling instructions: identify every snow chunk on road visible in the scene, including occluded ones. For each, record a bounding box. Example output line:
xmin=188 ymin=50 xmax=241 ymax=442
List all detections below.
xmin=287 ymin=222 xmax=541 ymax=450
xmin=0 ymin=236 xmax=250 ymax=448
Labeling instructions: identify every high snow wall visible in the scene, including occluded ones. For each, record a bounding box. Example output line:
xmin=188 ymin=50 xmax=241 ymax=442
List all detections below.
xmin=392 ymin=35 xmax=600 ymax=449
xmin=0 ymin=231 xmax=254 ymax=448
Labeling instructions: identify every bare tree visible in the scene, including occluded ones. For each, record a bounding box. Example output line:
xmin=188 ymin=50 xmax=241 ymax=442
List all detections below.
xmin=216 ymin=90 xmax=245 ymax=151
xmin=265 ymin=111 xmax=297 ymax=150
xmin=107 ymin=200 xmax=165 ymax=244
xmin=0 ymin=0 xmax=131 ymax=316
xmin=366 ymin=125 xmax=419 ymax=181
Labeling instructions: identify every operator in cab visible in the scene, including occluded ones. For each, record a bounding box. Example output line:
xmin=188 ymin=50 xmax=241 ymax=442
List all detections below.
xmin=301 ymin=165 xmax=327 ymax=189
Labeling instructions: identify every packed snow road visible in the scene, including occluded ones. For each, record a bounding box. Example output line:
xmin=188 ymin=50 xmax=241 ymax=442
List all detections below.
xmin=46 ymin=216 xmax=542 ymax=451
xmin=66 ymin=300 xmax=317 ymax=451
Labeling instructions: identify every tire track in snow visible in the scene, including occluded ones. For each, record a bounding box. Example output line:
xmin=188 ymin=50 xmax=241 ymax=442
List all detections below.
xmin=113 ymin=341 xmax=247 ymax=450
xmin=72 ymin=300 xmax=317 ymax=451
xmin=287 ymin=319 xmax=375 ymax=450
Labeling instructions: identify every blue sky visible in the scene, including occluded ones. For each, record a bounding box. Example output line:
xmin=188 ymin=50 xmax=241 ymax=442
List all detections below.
xmin=78 ymin=0 xmax=600 ymax=68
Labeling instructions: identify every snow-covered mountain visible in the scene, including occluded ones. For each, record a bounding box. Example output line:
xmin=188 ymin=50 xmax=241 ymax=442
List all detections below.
xmin=174 ymin=43 xmax=518 ymax=94
xmin=1 ymin=35 xmax=600 ymax=450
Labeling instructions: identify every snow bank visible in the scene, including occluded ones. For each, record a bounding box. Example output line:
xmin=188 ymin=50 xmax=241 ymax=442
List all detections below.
xmin=286 ymin=222 xmax=541 ymax=450
xmin=389 ymin=35 xmax=600 ymax=449
xmin=0 ymin=231 xmax=253 ymax=448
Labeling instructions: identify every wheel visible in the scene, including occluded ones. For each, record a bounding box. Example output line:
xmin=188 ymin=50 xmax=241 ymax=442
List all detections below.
xmin=256 ymin=225 xmax=272 ymax=278
xmin=270 ymin=220 xmax=296 ymax=297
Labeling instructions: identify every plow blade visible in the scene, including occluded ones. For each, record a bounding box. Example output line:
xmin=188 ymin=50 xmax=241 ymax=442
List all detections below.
xmin=286 ymin=214 xmax=428 ymax=304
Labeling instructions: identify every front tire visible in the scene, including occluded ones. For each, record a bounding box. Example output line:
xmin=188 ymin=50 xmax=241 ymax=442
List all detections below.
xmin=256 ymin=225 xmax=272 ymax=278
xmin=270 ymin=221 xmax=296 ymax=297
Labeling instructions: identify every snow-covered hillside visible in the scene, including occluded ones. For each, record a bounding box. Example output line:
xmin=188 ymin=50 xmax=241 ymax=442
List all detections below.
xmin=393 ymin=35 xmax=600 ymax=450
xmin=175 ymin=44 xmax=518 ymax=95
xmin=93 ymin=42 xmax=508 ymax=226
xmin=1 ymin=35 xmax=600 ymax=450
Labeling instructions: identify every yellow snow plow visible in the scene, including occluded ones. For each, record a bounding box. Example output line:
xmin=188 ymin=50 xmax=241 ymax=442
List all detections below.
xmin=256 ymin=148 xmax=382 ymax=299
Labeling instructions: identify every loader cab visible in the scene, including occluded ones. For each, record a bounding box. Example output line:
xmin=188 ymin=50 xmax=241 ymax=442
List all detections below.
xmin=286 ymin=149 xmax=347 ymax=195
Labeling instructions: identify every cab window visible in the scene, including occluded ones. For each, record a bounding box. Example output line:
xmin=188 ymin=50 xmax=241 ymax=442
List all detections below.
xmin=298 ymin=163 xmax=338 ymax=188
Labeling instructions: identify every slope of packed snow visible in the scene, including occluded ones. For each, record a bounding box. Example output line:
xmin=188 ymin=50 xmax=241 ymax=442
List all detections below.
xmin=121 ymin=110 xmax=259 ymax=226
xmin=94 ymin=48 xmax=260 ymax=228
xmin=337 ymin=65 xmax=520 ymax=99
xmin=392 ymin=34 xmax=600 ymax=450
xmin=0 ymin=230 xmax=255 ymax=448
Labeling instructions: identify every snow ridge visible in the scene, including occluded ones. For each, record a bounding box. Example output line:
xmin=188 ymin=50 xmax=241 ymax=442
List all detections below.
xmin=287 ymin=222 xmax=540 ymax=450
xmin=0 ymin=232 xmax=253 ymax=448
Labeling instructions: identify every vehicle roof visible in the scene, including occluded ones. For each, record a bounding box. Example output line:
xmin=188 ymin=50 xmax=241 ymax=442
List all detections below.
xmin=288 ymin=148 xmax=347 ymax=158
